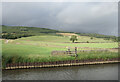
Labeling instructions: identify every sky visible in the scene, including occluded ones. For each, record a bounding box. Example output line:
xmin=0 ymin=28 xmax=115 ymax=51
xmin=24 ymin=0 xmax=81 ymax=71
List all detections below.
xmin=2 ymin=2 xmax=118 ymax=36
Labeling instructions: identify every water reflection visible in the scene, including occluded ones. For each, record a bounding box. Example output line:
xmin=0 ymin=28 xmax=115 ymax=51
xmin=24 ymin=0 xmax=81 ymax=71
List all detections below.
xmin=2 ymin=64 xmax=118 ymax=80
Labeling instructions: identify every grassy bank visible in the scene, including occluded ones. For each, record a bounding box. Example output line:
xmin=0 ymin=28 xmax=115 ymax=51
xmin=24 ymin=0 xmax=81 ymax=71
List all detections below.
xmin=2 ymin=45 xmax=118 ymax=68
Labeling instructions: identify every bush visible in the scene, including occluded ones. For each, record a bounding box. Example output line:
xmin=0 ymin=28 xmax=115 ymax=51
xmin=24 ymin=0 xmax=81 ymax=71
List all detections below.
xmin=87 ymin=41 xmax=89 ymax=43
xmin=90 ymin=37 xmax=93 ymax=39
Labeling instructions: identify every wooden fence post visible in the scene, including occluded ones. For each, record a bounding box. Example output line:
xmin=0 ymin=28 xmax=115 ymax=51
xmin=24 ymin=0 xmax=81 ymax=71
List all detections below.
xmin=75 ymin=47 xmax=78 ymax=57
xmin=68 ymin=47 xmax=71 ymax=54
xmin=9 ymin=64 xmax=11 ymax=69
xmin=18 ymin=62 xmax=20 ymax=69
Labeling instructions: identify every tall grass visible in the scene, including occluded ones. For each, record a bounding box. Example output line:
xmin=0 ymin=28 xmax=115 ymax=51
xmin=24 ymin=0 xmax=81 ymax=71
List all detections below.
xmin=2 ymin=50 xmax=118 ymax=68
xmin=77 ymin=51 xmax=118 ymax=60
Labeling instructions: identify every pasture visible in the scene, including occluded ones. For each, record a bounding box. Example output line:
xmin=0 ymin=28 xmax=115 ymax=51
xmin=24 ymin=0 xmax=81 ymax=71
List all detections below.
xmin=2 ymin=34 xmax=118 ymax=68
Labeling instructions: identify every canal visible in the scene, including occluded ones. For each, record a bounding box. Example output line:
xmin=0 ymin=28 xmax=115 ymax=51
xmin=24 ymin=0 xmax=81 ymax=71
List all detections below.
xmin=2 ymin=64 xmax=118 ymax=80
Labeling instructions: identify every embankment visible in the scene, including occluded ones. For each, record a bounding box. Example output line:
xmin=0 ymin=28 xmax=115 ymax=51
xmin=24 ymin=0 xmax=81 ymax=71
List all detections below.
xmin=3 ymin=58 xmax=119 ymax=70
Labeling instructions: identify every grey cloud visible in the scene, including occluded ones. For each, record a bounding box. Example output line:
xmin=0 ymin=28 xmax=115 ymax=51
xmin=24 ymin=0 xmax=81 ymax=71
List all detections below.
xmin=2 ymin=2 xmax=118 ymax=36
xmin=56 ymin=3 xmax=118 ymax=35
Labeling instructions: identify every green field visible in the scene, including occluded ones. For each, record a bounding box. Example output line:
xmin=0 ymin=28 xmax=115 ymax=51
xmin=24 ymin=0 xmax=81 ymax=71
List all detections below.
xmin=2 ymin=34 xmax=118 ymax=68
xmin=1 ymin=25 xmax=119 ymax=68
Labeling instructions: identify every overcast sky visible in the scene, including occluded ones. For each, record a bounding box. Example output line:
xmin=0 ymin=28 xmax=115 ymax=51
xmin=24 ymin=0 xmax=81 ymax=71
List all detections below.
xmin=2 ymin=2 xmax=118 ymax=36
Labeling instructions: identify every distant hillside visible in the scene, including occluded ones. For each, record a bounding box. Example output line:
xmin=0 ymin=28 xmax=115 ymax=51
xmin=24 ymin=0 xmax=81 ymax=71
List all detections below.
xmin=2 ymin=25 xmax=65 ymax=34
xmin=75 ymin=33 xmax=117 ymax=41
xmin=1 ymin=25 xmax=118 ymax=42
xmin=1 ymin=25 xmax=66 ymax=39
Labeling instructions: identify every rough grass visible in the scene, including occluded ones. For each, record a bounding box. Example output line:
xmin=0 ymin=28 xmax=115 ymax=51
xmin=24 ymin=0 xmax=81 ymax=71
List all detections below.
xmin=77 ymin=51 xmax=118 ymax=60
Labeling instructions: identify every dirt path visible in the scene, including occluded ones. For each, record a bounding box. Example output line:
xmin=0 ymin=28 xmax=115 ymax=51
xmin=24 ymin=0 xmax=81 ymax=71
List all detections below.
xmin=56 ymin=33 xmax=78 ymax=36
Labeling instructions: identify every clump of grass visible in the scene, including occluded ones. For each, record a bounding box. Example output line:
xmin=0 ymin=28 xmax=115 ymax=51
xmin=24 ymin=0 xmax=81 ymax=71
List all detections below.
xmin=77 ymin=51 xmax=118 ymax=60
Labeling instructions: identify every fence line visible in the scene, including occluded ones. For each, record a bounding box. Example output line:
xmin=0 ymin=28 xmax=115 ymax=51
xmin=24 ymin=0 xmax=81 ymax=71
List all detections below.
xmin=51 ymin=49 xmax=109 ymax=56
xmin=4 ymin=58 xmax=119 ymax=70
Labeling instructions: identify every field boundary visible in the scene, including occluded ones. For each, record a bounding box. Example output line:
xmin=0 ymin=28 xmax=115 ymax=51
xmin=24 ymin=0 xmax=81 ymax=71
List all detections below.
xmin=3 ymin=58 xmax=120 ymax=70
xmin=51 ymin=47 xmax=110 ymax=56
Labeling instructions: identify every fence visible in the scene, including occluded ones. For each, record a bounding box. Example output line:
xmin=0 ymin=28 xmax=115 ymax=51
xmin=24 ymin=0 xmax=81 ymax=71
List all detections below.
xmin=51 ymin=47 xmax=78 ymax=56
xmin=5 ymin=58 xmax=119 ymax=70
xmin=51 ymin=47 xmax=108 ymax=56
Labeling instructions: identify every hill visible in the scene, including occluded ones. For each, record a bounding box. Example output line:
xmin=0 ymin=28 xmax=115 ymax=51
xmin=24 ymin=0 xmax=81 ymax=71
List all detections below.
xmin=2 ymin=25 xmax=65 ymax=34
xmin=1 ymin=25 xmax=66 ymax=39
xmin=1 ymin=25 xmax=118 ymax=42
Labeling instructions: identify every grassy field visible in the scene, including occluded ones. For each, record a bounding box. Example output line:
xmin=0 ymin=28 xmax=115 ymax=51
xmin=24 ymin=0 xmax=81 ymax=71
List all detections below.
xmin=2 ymin=33 xmax=118 ymax=68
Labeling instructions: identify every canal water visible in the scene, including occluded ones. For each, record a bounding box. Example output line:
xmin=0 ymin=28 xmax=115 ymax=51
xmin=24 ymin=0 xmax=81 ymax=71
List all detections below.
xmin=2 ymin=64 xmax=118 ymax=80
